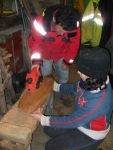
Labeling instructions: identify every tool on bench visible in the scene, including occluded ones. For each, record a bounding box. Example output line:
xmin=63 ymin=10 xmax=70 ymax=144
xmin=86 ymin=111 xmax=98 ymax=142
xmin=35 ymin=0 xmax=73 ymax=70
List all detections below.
xmin=25 ymin=67 xmax=43 ymax=91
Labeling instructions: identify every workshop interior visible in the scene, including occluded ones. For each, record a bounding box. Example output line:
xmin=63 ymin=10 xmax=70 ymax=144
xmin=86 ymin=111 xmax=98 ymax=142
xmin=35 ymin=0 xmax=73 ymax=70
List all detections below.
xmin=0 ymin=0 xmax=113 ymax=150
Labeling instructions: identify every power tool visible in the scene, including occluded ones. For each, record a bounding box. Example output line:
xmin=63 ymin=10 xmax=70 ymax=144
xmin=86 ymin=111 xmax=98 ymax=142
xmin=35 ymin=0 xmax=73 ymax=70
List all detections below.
xmin=25 ymin=67 xmax=43 ymax=91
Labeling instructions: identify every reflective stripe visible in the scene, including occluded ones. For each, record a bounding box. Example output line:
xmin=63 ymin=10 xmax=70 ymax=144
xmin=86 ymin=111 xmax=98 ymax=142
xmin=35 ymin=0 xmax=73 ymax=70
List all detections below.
xmin=33 ymin=20 xmax=46 ymax=35
xmin=82 ymin=14 xmax=103 ymax=26
xmin=97 ymin=13 xmax=101 ymax=16
xmin=69 ymin=59 xmax=74 ymax=63
xmin=82 ymin=14 xmax=94 ymax=21
xmin=77 ymin=21 xmax=79 ymax=27
xmin=94 ymin=18 xmax=103 ymax=26
xmin=31 ymin=53 xmax=41 ymax=60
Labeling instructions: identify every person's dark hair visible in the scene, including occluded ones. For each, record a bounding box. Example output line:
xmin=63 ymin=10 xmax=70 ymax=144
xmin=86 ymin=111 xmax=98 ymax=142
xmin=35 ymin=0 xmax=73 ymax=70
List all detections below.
xmin=43 ymin=4 xmax=80 ymax=31
xmin=55 ymin=6 xmax=80 ymax=31
xmin=84 ymin=77 xmax=107 ymax=91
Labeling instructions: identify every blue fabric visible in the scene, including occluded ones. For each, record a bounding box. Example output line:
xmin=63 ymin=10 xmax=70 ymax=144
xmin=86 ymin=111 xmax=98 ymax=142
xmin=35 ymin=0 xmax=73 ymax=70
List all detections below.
xmin=41 ymin=58 xmax=69 ymax=84
xmin=41 ymin=59 xmax=53 ymax=76
xmin=49 ymin=80 xmax=113 ymax=131
xmin=44 ymin=126 xmax=104 ymax=150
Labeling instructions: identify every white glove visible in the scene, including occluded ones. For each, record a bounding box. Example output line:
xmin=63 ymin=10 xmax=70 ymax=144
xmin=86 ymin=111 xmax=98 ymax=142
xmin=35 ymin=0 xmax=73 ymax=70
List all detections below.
xmin=41 ymin=115 xmax=50 ymax=126
xmin=53 ymin=81 xmax=61 ymax=92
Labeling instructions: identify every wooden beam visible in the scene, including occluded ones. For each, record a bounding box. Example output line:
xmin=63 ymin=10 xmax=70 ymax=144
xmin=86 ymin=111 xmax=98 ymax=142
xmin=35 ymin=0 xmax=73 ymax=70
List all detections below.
xmin=0 ymin=76 xmax=54 ymax=148
xmin=31 ymin=0 xmax=43 ymax=15
xmin=0 ymin=138 xmax=30 ymax=150
xmin=0 ymin=70 xmax=7 ymax=114
xmin=18 ymin=75 xmax=54 ymax=112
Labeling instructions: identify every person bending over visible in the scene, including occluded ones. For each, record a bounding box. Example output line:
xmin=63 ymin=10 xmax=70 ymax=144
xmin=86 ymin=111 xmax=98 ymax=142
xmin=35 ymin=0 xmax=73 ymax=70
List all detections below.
xmin=28 ymin=4 xmax=80 ymax=107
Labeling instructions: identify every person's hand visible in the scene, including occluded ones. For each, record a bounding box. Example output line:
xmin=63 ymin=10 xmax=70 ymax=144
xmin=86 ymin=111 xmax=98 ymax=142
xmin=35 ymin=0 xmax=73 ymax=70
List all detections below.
xmin=61 ymin=63 xmax=68 ymax=70
xmin=53 ymin=81 xmax=61 ymax=92
xmin=30 ymin=108 xmax=42 ymax=121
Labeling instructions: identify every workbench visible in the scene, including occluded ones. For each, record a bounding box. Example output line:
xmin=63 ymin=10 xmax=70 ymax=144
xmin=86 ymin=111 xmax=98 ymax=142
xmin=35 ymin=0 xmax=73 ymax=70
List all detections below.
xmin=0 ymin=76 xmax=54 ymax=150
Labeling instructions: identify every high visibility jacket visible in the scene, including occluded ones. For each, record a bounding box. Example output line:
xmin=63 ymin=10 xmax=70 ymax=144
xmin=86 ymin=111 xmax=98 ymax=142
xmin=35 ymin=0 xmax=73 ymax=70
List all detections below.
xmin=28 ymin=8 xmax=80 ymax=66
xmin=81 ymin=0 xmax=103 ymax=46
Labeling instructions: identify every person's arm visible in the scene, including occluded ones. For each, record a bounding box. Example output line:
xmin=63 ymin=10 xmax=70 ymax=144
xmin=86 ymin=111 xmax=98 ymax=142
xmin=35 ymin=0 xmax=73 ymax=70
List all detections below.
xmin=53 ymin=81 xmax=78 ymax=95
xmin=62 ymin=26 xmax=80 ymax=69
xmin=30 ymin=81 xmax=78 ymax=126
xmin=30 ymin=108 xmax=50 ymax=126
xmin=49 ymin=90 xmax=110 ymax=129
xmin=28 ymin=15 xmax=44 ymax=66
xmin=31 ymin=90 xmax=109 ymax=128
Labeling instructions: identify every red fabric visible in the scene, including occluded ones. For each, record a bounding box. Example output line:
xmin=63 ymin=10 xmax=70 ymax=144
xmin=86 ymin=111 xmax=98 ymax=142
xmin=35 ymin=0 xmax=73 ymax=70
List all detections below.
xmin=28 ymin=14 xmax=80 ymax=65
xmin=90 ymin=116 xmax=107 ymax=131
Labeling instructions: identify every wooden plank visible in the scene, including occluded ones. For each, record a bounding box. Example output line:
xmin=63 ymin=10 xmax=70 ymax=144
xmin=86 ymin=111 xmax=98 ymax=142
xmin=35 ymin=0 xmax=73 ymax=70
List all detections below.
xmin=31 ymin=0 xmax=43 ymax=15
xmin=21 ymin=0 xmax=32 ymax=20
xmin=0 ymin=138 xmax=30 ymax=150
xmin=1 ymin=102 xmax=37 ymax=131
xmin=0 ymin=90 xmax=53 ymax=145
xmin=0 ymin=101 xmax=36 ymax=144
xmin=18 ymin=75 xmax=54 ymax=112
xmin=23 ymin=33 xmax=32 ymax=71
xmin=0 ymin=75 xmax=54 ymax=146
xmin=0 ymin=55 xmax=16 ymax=103
xmin=0 ymin=59 xmax=7 ymax=114
xmin=3 ymin=53 xmax=12 ymax=60
xmin=0 ymin=122 xmax=32 ymax=145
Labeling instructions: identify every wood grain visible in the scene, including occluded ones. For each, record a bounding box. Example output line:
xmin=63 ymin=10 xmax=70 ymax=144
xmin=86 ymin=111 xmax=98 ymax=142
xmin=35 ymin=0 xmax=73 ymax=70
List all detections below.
xmin=18 ymin=75 xmax=54 ymax=112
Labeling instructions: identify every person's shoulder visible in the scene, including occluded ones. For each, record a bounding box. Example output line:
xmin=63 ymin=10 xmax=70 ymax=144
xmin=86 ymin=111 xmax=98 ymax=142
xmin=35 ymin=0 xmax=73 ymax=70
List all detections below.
xmin=34 ymin=14 xmax=43 ymax=23
xmin=35 ymin=14 xmax=43 ymax=19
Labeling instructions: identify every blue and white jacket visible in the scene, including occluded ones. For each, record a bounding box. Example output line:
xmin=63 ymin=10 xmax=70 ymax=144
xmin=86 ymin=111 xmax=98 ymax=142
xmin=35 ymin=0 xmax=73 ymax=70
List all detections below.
xmin=41 ymin=76 xmax=113 ymax=140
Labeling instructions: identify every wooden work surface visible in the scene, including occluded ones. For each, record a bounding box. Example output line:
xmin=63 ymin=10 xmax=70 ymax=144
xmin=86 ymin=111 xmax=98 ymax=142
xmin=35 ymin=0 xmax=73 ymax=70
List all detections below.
xmin=0 ymin=75 xmax=54 ymax=149
xmin=18 ymin=75 xmax=54 ymax=112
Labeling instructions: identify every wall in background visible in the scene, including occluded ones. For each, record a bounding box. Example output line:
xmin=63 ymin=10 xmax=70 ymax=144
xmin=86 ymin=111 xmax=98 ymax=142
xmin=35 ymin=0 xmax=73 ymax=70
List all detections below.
xmin=38 ymin=0 xmax=60 ymax=9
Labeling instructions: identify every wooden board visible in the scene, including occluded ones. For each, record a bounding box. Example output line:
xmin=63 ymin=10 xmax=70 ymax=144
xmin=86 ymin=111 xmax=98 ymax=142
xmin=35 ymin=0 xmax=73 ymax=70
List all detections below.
xmin=0 ymin=100 xmax=37 ymax=145
xmin=0 ymin=138 xmax=30 ymax=150
xmin=31 ymin=0 xmax=43 ymax=15
xmin=0 ymin=75 xmax=54 ymax=147
xmin=18 ymin=75 xmax=54 ymax=112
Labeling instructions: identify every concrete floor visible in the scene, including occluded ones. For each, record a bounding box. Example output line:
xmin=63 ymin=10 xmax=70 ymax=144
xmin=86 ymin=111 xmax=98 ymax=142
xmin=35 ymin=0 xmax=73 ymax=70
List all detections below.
xmin=31 ymin=61 xmax=113 ymax=150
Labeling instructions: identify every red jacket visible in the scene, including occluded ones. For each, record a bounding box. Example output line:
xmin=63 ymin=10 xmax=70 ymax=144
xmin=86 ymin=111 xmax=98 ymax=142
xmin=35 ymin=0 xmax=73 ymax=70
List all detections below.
xmin=28 ymin=14 xmax=80 ymax=66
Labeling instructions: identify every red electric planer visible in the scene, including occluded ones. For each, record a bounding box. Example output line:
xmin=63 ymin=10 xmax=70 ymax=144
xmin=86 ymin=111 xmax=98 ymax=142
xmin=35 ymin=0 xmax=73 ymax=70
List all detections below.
xmin=25 ymin=67 xmax=43 ymax=91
